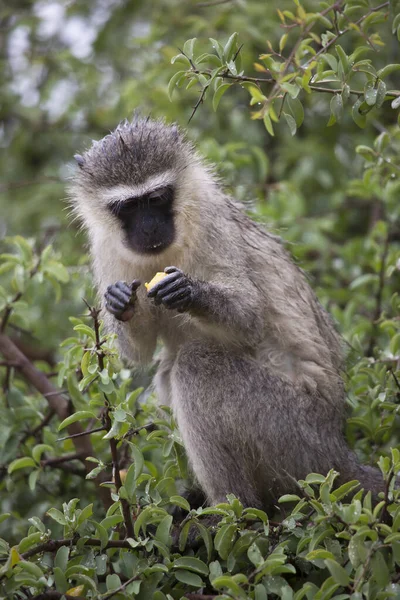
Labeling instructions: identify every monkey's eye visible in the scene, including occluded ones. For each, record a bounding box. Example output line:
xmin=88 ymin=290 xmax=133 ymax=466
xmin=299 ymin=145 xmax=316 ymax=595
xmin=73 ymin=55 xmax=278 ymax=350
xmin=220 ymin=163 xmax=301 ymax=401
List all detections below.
xmin=147 ymin=186 xmax=174 ymax=206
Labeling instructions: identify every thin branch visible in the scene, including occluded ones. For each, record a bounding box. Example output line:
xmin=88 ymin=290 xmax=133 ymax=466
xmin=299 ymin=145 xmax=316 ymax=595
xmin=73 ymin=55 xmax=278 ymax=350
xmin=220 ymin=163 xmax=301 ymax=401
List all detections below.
xmin=21 ymin=537 xmax=133 ymax=560
xmin=101 ymin=575 xmax=141 ymax=600
xmin=305 ymin=1 xmax=390 ymax=66
xmin=20 ymin=409 xmax=56 ymax=444
xmin=41 ymin=452 xmax=85 ymax=467
xmin=122 ymin=423 xmax=155 ymax=439
xmin=57 ymin=426 xmax=106 ymax=442
xmin=32 ymin=592 xmax=84 ymax=600
xmin=87 ymin=303 xmax=135 ymax=538
xmin=367 ymin=231 xmax=390 ymax=355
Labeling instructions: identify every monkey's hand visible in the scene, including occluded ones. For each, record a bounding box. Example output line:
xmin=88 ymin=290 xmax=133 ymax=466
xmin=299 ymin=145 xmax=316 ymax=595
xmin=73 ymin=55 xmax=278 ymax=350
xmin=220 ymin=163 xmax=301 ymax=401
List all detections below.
xmin=105 ymin=280 xmax=141 ymax=321
xmin=147 ymin=267 xmax=193 ymax=312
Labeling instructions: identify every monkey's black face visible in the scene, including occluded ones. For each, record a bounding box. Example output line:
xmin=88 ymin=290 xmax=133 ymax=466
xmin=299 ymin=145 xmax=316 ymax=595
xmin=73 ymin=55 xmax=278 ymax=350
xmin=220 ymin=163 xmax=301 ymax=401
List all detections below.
xmin=109 ymin=185 xmax=175 ymax=255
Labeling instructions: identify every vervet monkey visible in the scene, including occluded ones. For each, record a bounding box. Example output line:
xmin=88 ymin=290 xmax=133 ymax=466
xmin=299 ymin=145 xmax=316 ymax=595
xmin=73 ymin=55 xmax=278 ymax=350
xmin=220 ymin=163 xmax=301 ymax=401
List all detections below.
xmin=70 ymin=117 xmax=383 ymax=510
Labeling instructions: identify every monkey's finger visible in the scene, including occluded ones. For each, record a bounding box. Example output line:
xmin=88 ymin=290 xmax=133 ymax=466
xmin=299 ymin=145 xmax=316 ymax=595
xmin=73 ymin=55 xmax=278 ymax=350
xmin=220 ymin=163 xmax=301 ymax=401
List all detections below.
xmin=107 ymin=286 xmax=133 ymax=305
xmin=164 ymin=266 xmax=182 ymax=275
xmin=153 ymin=277 xmax=187 ymax=298
xmin=105 ymin=297 xmax=126 ymax=311
xmin=147 ymin=272 xmax=181 ymax=297
xmin=115 ymin=280 xmax=135 ymax=295
xmin=130 ymin=279 xmax=141 ymax=292
xmin=161 ymin=289 xmax=191 ymax=309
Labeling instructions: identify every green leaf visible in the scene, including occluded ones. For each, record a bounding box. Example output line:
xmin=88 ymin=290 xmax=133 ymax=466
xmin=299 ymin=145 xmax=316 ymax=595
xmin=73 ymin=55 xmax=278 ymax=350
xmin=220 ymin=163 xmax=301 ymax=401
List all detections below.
xmin=77 ymin=503 xmax=93 ymax=526
xmin=171 ymin=53 xmax=191 ymax=67
xmin=248 ymin=542 xmax=264 ymax=567
xmin=377 ymin=64 xmax=400 ymax=78
xmin=58 ymin=411 xmax=95 ymax=431
xmin=73 ymin=324 xmax=96 ymax=339
xmin=167 ymin=71 xmax=186 ymax=101
xmin=223 ymin=32 xmax=238 ymax=62
xmin=283 ymin=112 xmax=297 ymax=136
xmin=54 ymin=567 xmax=68 ymax=593
xmin=214 ymin=524 xmax=237 ymax=560
xmin=287 ymin=96 xmax=304 ymax=127
xmin=174 ymin=569 xmax=203 ymax=587
xmin=106 ymin=573 xmax=122 ymax=591
xmin=32 ymin=444 xmax=53 ymax=464
xmin=306 ymin=549 xmax=336 ymax=561
xmin=44 ymin=262 xmax=70 ymax=283
xmin=212 ymin=575 xmax=248 ymax=598
xmin=128 ymin=442 xmax=144 ymax=481
xmin=173 ymin=557 xmax=209 ymax=576
xmin=18 ymin=561 xmax=44 ymax=579
xmin=330 ymin=94 xmax=343 ymax=123
xmin=0 ymin=513 xmax=10 ymax=525
xmin=169 ymin=495 xmax=190 ymax=512
xmin=376 ymin=80 xmax=387 ymax=108
xmin=46 ymin=508 xmax=67 ymax=526
xmin=8 ymin=457 xmax=36 ymax=473
xmin=281 ymin=82 xmax=300 ymax=98
xmin=213 ymin=82 xmax=232 ymax=111
xmin=155 ymin=515 xmax=173 ymax=546
xmin=55 ymin=545 xmax=69 ymax=571
xmin=364 ymin=82 xmax=377 ymax=106
xmin=336 ymin=44 xmax=350 ymax=75
xmin=352 ymin=98 xmax=367 ymax=128
xmin=183 ymin=38 xmax=196 ymax=60
xmin=278 ymin=494 xmax=301 ymax=503
xmin=263 ymin=112 xmax=275 ymax=136
xmin=324 ymin=559 xmax=350 ymax=586
xmin=18 ymin=532 xmax=43 ymax=553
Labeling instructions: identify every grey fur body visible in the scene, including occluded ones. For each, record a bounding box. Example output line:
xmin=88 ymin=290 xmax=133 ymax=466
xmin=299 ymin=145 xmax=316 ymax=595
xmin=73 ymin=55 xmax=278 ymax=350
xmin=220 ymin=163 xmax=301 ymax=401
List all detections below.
xmin=70 ymin=117 xmax=382 ymax=509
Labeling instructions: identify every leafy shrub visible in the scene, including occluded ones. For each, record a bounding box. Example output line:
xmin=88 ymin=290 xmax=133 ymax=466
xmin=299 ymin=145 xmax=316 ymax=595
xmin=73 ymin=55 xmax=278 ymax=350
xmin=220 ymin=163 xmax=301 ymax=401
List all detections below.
xmin=1 ymin=0 xmax=400 ymax=598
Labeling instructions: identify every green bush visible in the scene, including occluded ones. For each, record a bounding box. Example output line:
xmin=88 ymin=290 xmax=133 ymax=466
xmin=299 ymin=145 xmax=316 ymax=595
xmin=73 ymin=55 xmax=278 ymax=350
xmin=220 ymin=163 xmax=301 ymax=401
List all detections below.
xmin=0 ymin=1 xmax=400 ymax=598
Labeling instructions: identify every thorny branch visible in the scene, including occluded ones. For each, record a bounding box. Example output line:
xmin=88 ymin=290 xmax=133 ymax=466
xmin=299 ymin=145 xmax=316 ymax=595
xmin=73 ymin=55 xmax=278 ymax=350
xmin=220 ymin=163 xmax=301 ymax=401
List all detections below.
xmin=86 ymin=302 xmax=135 ymax=538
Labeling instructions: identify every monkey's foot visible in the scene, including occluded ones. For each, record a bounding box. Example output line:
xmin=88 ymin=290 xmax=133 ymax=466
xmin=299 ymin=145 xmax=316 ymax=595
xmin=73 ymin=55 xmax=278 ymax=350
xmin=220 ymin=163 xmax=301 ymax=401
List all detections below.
xmin=147 ymin=266 xmax=193 ymax=312
xmin=105 ymin=280 xmax=140 ymax=321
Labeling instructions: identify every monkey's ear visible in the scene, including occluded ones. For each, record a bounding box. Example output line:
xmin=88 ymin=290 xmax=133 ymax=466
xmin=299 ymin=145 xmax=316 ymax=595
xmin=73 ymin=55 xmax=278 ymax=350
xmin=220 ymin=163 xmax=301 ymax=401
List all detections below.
xmin=74 ymin=154 xmax=85 ymax=168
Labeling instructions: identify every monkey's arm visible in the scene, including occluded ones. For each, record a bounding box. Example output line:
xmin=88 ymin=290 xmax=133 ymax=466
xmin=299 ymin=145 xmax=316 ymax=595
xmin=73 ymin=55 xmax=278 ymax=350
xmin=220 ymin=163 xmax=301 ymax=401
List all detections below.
xmin=147 ymin=267 xmax=263 ymax=345
xmin=103 ymin=281 xmax=157 ymax=365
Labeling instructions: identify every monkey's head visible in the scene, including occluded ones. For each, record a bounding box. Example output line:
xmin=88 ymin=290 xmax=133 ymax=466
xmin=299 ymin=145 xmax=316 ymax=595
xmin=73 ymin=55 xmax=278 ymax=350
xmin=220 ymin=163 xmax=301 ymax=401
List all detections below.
xmin=70 ymin=117 xmax=205 ymax=258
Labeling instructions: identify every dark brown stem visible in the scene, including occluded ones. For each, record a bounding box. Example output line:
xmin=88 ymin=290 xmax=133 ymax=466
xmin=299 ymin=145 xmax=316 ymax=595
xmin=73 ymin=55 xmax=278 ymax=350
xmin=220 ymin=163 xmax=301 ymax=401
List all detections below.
xmin=40 ymin=453 xmax=85 ymax=467
xmin=32 ymin=593 xmax=84 ymax=600
xmin=57 ymin=426 xmax=106 ymax=442
xmin=101 ymin=575 xmax=141 ymax=600
xmin=21 ymin=537 xmax=133 ymax=560
xmin=367 ymin=232 xmax=390 ymax=355
xmin=20 ymin=410 xmax=56 ymax=445
xmin=87 ymin=303 xmax=135 ymax=538
xmin=185 ymin=595 xmax=218 ymax=600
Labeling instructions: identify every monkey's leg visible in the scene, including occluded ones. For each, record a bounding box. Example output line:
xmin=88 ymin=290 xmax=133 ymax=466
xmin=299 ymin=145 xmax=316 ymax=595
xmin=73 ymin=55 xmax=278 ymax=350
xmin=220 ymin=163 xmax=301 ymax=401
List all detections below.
xmin=170 ymin=341 xmax=268 ymax=508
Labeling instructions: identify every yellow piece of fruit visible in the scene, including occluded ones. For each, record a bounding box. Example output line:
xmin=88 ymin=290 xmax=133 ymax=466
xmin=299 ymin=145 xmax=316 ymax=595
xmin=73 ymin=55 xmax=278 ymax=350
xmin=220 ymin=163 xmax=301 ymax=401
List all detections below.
xmin=145 ymin=272 xmax=167 ymax=291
